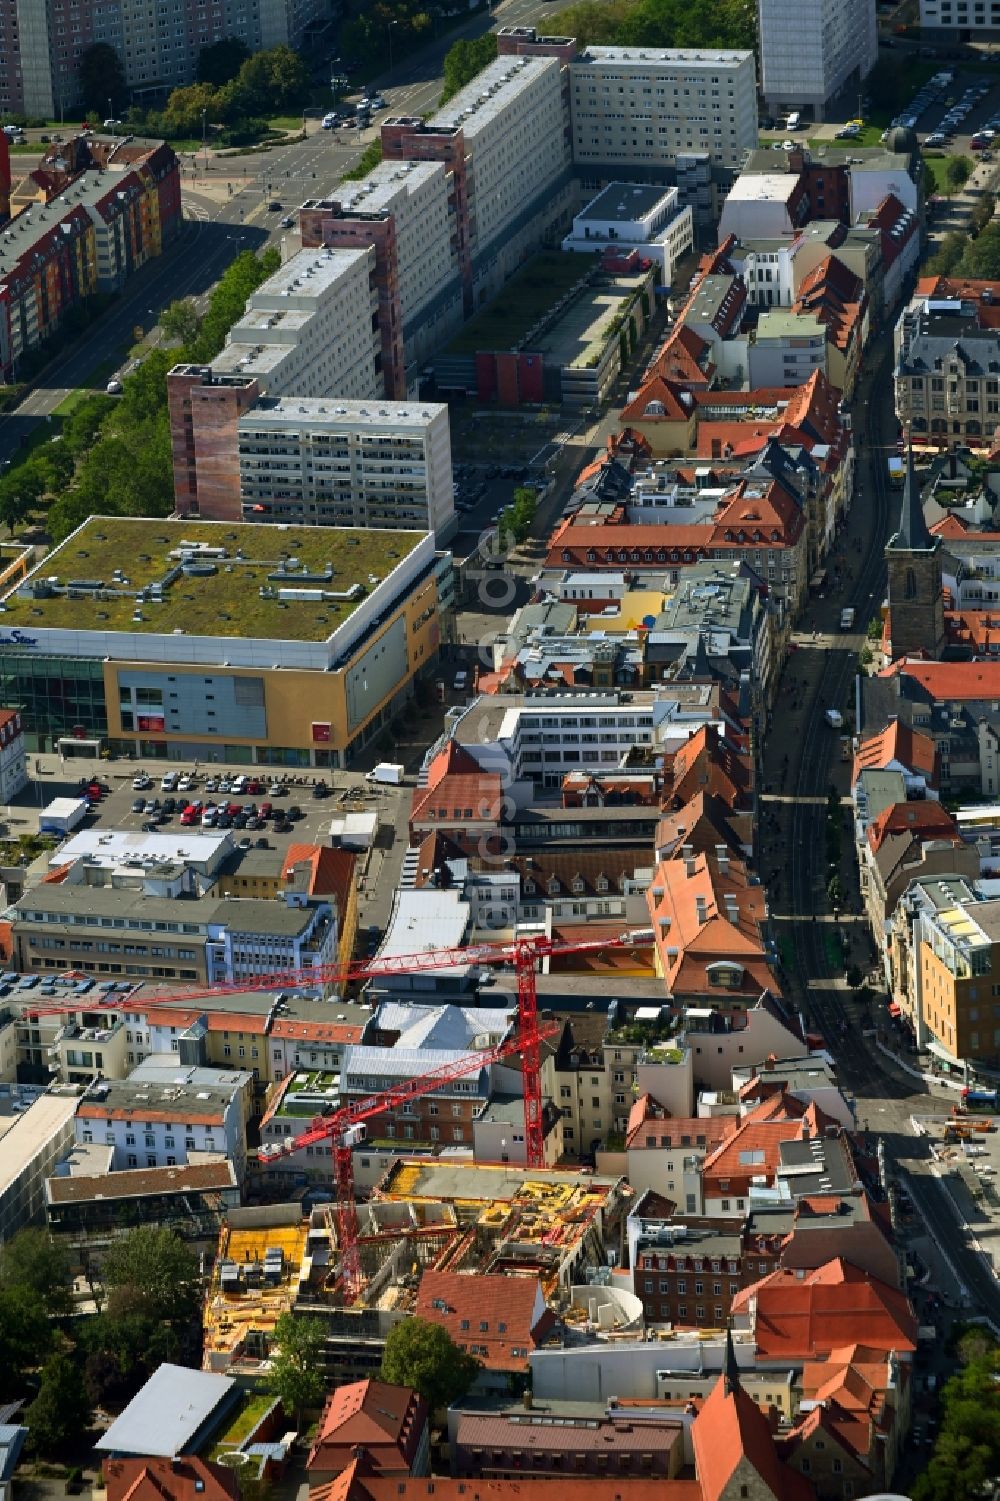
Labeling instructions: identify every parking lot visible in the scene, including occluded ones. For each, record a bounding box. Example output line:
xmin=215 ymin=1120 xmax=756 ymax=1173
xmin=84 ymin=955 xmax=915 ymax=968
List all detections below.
xmin=32 ymin=766 xmax=401 ymax=851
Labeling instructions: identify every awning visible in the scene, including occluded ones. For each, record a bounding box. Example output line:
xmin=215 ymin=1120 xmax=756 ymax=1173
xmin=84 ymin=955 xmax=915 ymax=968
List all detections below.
xmin=927 ymin=1036 xmax=960 ymax=1068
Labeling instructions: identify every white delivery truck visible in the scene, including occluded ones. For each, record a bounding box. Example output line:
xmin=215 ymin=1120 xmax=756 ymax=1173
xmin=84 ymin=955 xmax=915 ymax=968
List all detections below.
xmin=840 ymin=607 xmax=855 ymax=630
xmin=824 ymin=709 xmax=844 ymax=730
xmin=365 ymin=762 xmax=403 ymax=786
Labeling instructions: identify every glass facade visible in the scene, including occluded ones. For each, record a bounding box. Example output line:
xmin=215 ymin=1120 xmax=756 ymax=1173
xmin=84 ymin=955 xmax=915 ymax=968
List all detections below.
xmin=0 ymin=652 xmax=107 ymax=750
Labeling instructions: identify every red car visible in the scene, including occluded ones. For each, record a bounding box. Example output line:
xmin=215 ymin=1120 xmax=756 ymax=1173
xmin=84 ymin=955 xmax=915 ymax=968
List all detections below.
xmin=244 ymin=779 xmax=264 ymax=795
xmin=226 ymin=802 xmax=243 ymax=817
xmin=259 ymin=801 xmax=272 ymax=819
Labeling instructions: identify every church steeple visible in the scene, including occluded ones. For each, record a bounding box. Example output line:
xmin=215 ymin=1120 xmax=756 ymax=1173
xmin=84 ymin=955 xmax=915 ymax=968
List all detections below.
xmin=724 ymin=1322 xmax=740 ymax=1395
xmin=884 ymin=436 xmax=946 ymax=659
xmin=888 ymin=442 xmax=936 ymax=553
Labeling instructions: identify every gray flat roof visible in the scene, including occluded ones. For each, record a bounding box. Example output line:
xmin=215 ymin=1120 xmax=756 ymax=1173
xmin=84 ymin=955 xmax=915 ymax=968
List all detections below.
xmin=578 ymin=182 xmax=674 ymax=223
xmin=95 ymin=1363 xmax=238 ymax=1456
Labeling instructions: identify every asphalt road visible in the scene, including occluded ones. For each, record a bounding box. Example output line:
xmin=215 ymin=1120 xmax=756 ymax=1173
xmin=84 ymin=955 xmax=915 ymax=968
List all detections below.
xmin=0 ymin=0 xmax=565 ymax=466
xmin=753 ymin=330 xmax=1000 ymax=1317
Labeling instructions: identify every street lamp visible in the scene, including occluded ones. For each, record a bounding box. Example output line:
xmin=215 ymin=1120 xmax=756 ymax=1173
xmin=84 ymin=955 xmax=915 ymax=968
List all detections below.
xmin=388 ymin=19 xmax=399 ymax=83
xmin=201 ymin=107 xmax=208 ymax=173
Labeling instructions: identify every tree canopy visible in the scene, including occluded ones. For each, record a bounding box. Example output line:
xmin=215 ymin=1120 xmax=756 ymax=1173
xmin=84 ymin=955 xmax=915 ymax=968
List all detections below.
xmin=102 ymin=1226 xmax=200 ymax=1325
xmin=0 ymin=1228 xmax=73 ymax=1316
xmin=380 ymin=1317 xmax=479 ymax=1413
xmin=914 ymin=1338 xmax=1000 ymax=1501
xmin=265 ymin=1313 xmax=326 ymax=1422
xmin=197 ymin=36 xmax=252 ymax=87
xmin=79 ymin=43 xmax=127 ymax=116
xmin=441 ymin=34 xmax=499 ymax=104
xmin=36 ymin=244 xmax=279 ymax=545
xmin=547 ymin=0 xmax=754 ymax=51
xmin=26 ymin=1354 xmax=92 ymax=1454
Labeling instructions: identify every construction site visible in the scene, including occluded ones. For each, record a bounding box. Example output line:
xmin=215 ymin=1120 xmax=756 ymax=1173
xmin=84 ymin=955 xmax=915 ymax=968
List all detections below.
xmin=203 ymin=1206 xmax=312 ymax=1372
xmin=200 ymin=1163 xmax=631 ymax=1372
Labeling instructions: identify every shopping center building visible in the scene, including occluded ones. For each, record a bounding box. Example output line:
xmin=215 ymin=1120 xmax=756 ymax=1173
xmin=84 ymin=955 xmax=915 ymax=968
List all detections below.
xmin=0 ymin=517 xmax=443 ymax=765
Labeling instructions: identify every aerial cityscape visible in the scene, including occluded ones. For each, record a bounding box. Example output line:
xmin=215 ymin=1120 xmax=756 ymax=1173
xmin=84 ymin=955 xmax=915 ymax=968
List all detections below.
xmin=1 ymin=0 xmax=1000 ymax=1498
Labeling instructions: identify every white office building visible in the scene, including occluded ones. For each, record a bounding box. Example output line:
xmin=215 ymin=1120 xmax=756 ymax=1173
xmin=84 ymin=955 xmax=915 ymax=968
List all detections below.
xmin=570 ymin=47 xmax=758 ymax=176
xmin=74 ymin=1069 xmax=253 ymax=1181
xmin=920 ymin=0 xmax=1000 ymax=31
xmin=237 ymin=396 xmax=456 ymax=539
xmin=561 ymin=182 xmax=694 ymax=283
xmin=758 ymin=0 xmax=877 ymax=120
xmin=209 ymin=247 xmax=381 ymax=402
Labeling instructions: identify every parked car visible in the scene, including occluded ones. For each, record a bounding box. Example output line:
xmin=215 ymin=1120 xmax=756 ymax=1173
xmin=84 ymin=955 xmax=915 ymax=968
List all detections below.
xmin=259 ymin=801 xmax=273 ymax=819
xmin=132 ymin=773 xmax=152 ymax=790
xmin=286 ymin=804 xmax=303 ymax=821
xmin=131 ymin=797 xmax=146 ymax=813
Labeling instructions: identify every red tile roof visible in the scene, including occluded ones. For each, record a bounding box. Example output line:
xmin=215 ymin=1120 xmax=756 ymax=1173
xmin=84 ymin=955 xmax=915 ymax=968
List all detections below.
xmin=104 ymin=1459 xmax=238 ymax=1501
xmin=414 ymin=1271 xmax=553 ymax=1373
xmin=626 ymin=1094 xmax=737 ymax=1152
xmin=426 ymin=738 xmax=483 ymax=788
xmin=646 ymin=848 xmax=777 ymax=1001
xmin=732 ymin=1258 xmax=917 ymax=1358
xmin=308 ymin=1380 xmax=428 ymax=1477
xmin=410 ymin=773 xmax=505 ymax=830
xmin=692 ymin=1370 xmax=814 ymax=1501
xmin=701 ymin=1098 xmax=832 ymax=1198
xmin=851 ymin=720 xmax=939 ymax=788
xmin=879 ymin=657 xmax=1000 ymax=698
xmin=282 ymin=844 xmax=357 ymax=914
xmin=793 ymin=255 xmax=866 ymax=354
xmin=313 ymin=1458 xmax=704 ymax=1501
xmin=866 ymin=800 xmax=959 ymax=854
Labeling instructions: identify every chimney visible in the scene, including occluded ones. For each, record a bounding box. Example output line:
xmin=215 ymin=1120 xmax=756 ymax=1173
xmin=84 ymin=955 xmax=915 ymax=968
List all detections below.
xmin=523 ymin=1390 xmax=533 ymax=1411
xmin=715 ymin=842 xmax=729 ymax=875
xmin=695 ymin=895 xmax=708 ymax=924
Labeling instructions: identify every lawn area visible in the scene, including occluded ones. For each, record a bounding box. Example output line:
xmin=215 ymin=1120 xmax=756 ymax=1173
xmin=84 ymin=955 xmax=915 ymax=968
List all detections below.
xmin=807 ymin=124 xmax=885 ymax=149
xmin=448 ymin=252 xmax=592 ymax=355
xmin=204 ymin=1393 xmax=277 ymax=1460
xmin=52 ymin=362 xmax=116 ymax=417
xmin=923 ymin=151 xmax=972 ymax=195
xmin=267 ymin=115 xmax=305 ymax=130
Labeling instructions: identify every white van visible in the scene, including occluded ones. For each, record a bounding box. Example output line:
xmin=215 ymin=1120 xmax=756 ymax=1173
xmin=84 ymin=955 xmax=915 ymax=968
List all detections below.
xmin=787 ymin=111 xmax=802 ymax=130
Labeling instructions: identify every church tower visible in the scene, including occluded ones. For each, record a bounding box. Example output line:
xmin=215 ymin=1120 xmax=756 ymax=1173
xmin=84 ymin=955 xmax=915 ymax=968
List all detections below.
xmin=885 ymin=443 xmax=945 ymax=659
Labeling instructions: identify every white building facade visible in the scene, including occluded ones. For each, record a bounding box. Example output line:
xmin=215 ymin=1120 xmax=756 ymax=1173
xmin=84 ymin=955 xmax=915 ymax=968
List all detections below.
xmin=561 ymin=182 xmax=694 ymax=283
xmin=758 ymin=0 xmax=878 ymax=119
xmin=237 ymin=397 xmax=456 ymax=539
xmin=570 ymin=47 xmax=758 ymax=177
xmin=209 ymin=248 xmax=381 ymax=403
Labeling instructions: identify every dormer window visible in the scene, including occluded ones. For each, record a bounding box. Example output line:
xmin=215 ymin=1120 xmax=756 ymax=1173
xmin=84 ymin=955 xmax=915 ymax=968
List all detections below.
xmin=572 ymin=877 xmax=585 ymax=894
xmin=597 ymin=876 xmax=609 ymax=893
xmin=548 ymin=877 xmax=561 ymax=895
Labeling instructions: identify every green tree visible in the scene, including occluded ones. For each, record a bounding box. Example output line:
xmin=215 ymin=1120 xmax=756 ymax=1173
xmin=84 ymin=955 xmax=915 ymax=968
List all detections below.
xmin=78 ymin=42 xmax=127 ymax=117
xmin=343 ymin=140 xmax=383 ymax=182
xmin=0 ymin=1228 xmax=72 ymax=1316
xmin=441 ymin=34 xmax=499 ymax=104
xmin=957 ymin=223 xmax=1000 ymax=279
xmin=927 ymin=229 xmax=966 ymax=276
xmin=161 ymin=82 xmax=223 ymax=139
xmin=915 ymin=1350 xmax=1000 ymax=1501
xmin=228 ymin=46 xmax=309 ymax=116
xmin=26 ymin=1353 xmax=91 ymax=1455
xmin=827 ymin=874 xmax=844 ymax=907
xmin=845 ymin=963 xmax=863 ymax=990
xmin=158 ymin=298 xmax=202 ymax=349
xmin=0 ymin=1286 xmax=54 ymax=1398
xmin=380 ymin=1317 xmax=479 ymax=1413
xmin=265 ymin=1313 xmax=326 ymax=1422
xmin=197 ymin=36 xmax=251 ymax=86
xmin=102 ymin=1226 xmax=200 ymax=1325
xmin=946 ymin=155 xmax=972 ymax=196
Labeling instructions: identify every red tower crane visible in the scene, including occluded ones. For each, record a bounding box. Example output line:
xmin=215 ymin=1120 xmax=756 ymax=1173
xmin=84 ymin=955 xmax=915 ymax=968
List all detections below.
xmin=22 ymin=926 xmax=655 ymax=1297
